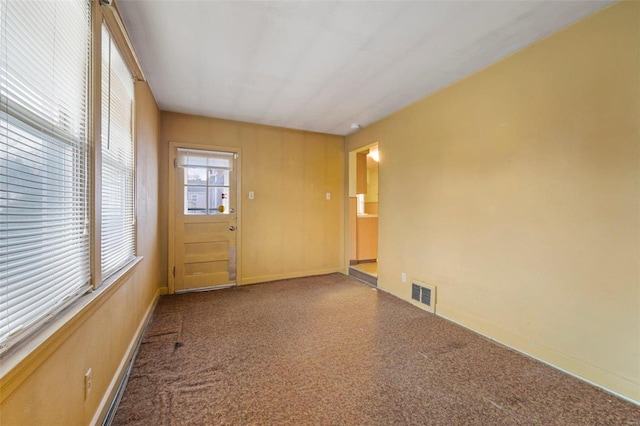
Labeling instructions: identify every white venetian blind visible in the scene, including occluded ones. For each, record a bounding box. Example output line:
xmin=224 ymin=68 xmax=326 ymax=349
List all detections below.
xmin=101 ymin=24 xmax=135 ymax=281
xmin=176 ymin=149 xmax=234 ymax=168
xmin=0 ymin=0 xmax=91 ymax=350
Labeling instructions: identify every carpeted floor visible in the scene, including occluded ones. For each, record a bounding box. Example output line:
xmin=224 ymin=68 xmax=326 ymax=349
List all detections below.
xmin=113 ymin=273 xmax=639 ymax=425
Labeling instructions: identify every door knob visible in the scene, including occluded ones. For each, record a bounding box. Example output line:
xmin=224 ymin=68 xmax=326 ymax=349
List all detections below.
xmin=229 ymin=226 xmax=236 ymax=231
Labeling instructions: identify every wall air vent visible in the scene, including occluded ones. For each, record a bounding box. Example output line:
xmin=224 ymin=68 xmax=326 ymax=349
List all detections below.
xmin=411 ymin=281 xmax=436 ymax=313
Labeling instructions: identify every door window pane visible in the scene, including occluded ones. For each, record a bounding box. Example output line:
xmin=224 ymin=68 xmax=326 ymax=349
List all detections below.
xmin=208 ymin=187 xmax=229 ymax=214
xmin=208 ymin=169 xmax=229 ymax=186
xmin=186 ymin=168 xmax=207 ymax=185
xmin=185 ymin=186 xmax=206 ymax=214
xmin=182 ymin=160 xmax=232 ymax=216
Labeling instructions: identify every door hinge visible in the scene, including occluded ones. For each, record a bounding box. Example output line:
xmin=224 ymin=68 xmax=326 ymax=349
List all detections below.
xmin=173 ymin=266 xmax=175 ymax=277
xmin=234 ymin=153 xmax=238 ymax=160
xmin=173 ymin=158 xmax=177 ymax=168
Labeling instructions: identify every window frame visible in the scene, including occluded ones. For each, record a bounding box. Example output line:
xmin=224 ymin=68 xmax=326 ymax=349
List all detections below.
xmin=99 ymin=21 xmax=137 ymax=284
xmin=0 ymin=0 xmax=143 ymax=359
xmin=92 ymin=1 xmax=140 ymax=289
xmin=0 ymin=0 xmax=94 ymax=354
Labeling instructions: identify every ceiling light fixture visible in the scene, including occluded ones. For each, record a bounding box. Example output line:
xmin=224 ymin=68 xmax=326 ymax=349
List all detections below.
xmin=350 ymin=123 xmax=361 ymax=130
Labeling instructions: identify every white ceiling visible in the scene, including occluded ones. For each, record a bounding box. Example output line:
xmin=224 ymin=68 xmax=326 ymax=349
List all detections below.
xmin=118 ymin=0 xmax=612 ymax=136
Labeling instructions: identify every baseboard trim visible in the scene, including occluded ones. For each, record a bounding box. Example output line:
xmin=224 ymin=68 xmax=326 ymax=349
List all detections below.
xmin=436 ymin=304 xmax=640 ymax=406
xmin=240 ymin=268 xmax=343 ymax=285
xmin=92 ymin=290 xmax=159 ymax=426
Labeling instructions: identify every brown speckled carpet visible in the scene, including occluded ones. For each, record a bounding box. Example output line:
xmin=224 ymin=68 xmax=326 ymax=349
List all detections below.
xmin=113 ymin=273 xmax=639 ymax=425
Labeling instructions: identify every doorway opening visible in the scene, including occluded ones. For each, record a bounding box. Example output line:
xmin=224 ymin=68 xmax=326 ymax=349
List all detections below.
xmin=348 ymin=143 xmax=378 ymax=286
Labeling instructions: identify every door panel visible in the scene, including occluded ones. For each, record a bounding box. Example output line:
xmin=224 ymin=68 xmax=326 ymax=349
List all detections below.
xmin=184 ymin=242 xmax=228 ymax=262
xmin=174 ymin=149 xmax=237 ymax=292
xmin=184 ymin=222 xmax=229 ymax=241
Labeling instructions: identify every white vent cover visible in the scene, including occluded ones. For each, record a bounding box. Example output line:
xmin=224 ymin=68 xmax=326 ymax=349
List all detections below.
xmin=411 ymin=281 xmax=436 ymax=313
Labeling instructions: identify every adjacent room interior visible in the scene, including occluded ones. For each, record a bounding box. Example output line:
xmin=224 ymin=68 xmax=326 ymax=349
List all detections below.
xmin=0 ymin=0 xmax=638 ymax=424
xmin=349 ymin=143 xmax=379 ymax=286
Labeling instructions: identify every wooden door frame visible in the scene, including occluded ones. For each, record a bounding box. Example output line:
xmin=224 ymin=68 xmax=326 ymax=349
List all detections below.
xmin=168 ymin=141 xmax=242 ymax=294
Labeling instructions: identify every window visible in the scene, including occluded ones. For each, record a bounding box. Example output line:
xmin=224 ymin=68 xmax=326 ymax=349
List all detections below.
xmin=0 ymin=0 xmax=92 ymax=351
xmin=101 ymin=24 xmax=135 ymax=281
xmin=177 ymin=149 xmax=233 ymax=215
xmin=0 ymin=1 xmax=138 ymax=354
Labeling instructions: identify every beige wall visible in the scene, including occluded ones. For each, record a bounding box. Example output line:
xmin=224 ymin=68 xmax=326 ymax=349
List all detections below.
xmin=136 ymin=83 xmax=161 ymax=296
xmin=0 ymin=81 xmax=160 ymax=425
xmin=347 ymin=2 xmax=639 ymax=402
xmin=364 ymin=161 xmax=379 ymax=203
xmin=160 ymin=113 xmax=345 ymax=286
xmin=348 ymin=152 xmax=357 ymax=197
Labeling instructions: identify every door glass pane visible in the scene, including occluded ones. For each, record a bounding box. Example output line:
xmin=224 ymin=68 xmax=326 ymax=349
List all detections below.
xmin=185 ymin=186 xmax=206 ymax=214
xmin=186 ymin=167 xmax=207 ymax=185
xmin=208 ymin=187 xmax=229 ymax=214
xmin=181 ymin=156 xmax=233 ymax=216
xmin=208 ymin=169 xmax=229 ymax=186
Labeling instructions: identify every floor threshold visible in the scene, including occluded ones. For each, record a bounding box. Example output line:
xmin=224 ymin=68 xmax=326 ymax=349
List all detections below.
xmin=348 ymin=267 xmax=377 ymax=287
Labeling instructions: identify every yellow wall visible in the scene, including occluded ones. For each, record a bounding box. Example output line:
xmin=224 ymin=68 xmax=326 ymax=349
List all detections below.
xmin=348 ymin=152 xmax=357 ymax=197
xmin=365 ymin=161 xmax=379 ymax=203
xmin=160 ymin=113 xmax=345 ymax=286
xmin=0 ymin=81 xmax=160 ymax=425
xmin=347 ymin=2 xmax=639 ymax=402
